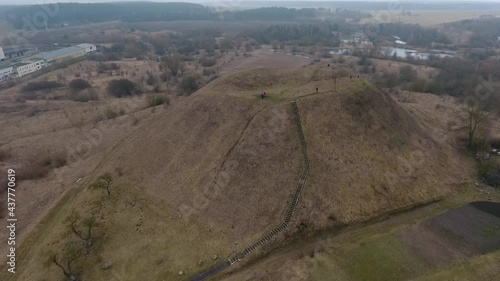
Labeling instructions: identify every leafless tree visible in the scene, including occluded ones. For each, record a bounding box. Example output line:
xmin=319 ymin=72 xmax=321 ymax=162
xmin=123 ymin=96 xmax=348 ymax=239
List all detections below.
xmin=92 ymin=173 xmax=113 ymax=196
xmin=47 ymin=247 xmax=82 ymax=281
xmin=162 ymin=54 xmax=184 ymax=76
xmin=465 ymin=104 xmax=489 ymax=148
xmin=68 ymin=214 xmax=99 ymax=253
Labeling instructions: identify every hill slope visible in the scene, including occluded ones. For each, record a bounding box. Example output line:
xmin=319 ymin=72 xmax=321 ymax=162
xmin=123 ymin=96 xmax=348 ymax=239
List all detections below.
xmin=4 ymin=65 xmax=468 ymax=280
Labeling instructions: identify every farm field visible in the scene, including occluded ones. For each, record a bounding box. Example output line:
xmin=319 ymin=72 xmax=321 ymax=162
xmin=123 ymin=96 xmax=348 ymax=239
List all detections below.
xmin=363 ymin=10 xmax=500 ymax=26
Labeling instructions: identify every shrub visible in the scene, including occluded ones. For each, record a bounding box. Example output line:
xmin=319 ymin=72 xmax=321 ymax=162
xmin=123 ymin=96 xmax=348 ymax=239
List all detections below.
xmin=399 ymin=65 xmax=418 ymax=83
xmin=69 ymin=79 xmax=91 ymax=92
xmin=94 ymin=114 xmax=105 ymax=124
xmin=203 ymin=68 xmax=215 ymax=76
xmin=470 ymin=138 xmax=491 ymax=154
xmin=478 ymin=162 xmax=498 ymax=179
xmin=69 ymin=89 xmax=99 ymax=102
xmin=105 ymin=108 xmax=119 ymax=119
xmin=179 ymin=75 xmax=199 ymax=95
xmin=17 ymin=164 xmax=49 ymax=181
xmin=146 ymin=94 xmax=167 ymax=108
xmin=88 ymin=53 xmax=120 ymax=61
xmin=21 ymin=81 xmax=63 ymax=92
xmin=199 ymin=56 xmax=217 ymax=67
xmin=342 ymin=89 xmax=374 ymax=117
xmin=107 ymin=79 xmax=141 ymax=98
xmin=146 ymin=74 xmax=157 ymax=86
xmin=40 ymin=153 xmax=67 ymax=169
xmin=489 ymin=138 xmax=500 ymax=149
xmin=97 ymin=62 xmax=120 ymax=73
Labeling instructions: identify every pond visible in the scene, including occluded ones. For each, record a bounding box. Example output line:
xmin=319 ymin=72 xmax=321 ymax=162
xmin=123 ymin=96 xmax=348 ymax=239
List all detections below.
xmin=381 ymin=47 xmax=455 ymax=60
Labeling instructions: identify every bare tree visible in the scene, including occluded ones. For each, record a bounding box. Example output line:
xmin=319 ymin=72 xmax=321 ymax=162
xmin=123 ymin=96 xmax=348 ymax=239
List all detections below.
xmin=68 ymin=214 xmax=100 ymax=253
xmin=46 ymin=247 xmax=82 ymax=281
xmin=465 ymin=104 xmax=489 ymax=148
xmin=162 ymin=54 xmax=184 ymax=76
xmin=92 ymin=173 xmax=113 ymax=196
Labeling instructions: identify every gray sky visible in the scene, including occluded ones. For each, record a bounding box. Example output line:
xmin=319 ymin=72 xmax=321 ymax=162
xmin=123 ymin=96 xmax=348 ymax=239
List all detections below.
xmin=2 ymin=0 xmax=500 ymax=5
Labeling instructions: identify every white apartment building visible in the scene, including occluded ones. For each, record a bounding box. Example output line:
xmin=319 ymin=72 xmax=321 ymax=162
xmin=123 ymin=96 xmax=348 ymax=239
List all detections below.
xmin=14 ymin=59 xmax=44 ymax=77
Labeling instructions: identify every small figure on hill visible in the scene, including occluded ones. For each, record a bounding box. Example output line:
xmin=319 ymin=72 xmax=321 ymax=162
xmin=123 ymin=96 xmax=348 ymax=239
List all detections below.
xmin=316 ymin=87 xmax=318 ymax=92
xmin=261 ymin=93 xmax=264 ymax=99
xmin=357 ymin=75 xmax=359 ymax=78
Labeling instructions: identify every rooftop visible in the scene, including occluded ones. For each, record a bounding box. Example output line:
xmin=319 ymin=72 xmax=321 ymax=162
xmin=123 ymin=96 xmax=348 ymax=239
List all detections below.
xmin=35 ymin=46 xmax=84 ymax=60
xmin=76 ymin=43 xmax=95 ymax=48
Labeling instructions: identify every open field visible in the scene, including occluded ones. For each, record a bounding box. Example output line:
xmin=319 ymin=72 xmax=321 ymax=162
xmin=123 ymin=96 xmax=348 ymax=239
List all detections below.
xmin=362 ymin=10 xmax=500 ymax=26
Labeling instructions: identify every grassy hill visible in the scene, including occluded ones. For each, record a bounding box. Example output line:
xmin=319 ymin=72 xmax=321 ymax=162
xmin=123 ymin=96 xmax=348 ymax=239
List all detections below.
xmin=1 ymin=65 xmax=467 ymax=280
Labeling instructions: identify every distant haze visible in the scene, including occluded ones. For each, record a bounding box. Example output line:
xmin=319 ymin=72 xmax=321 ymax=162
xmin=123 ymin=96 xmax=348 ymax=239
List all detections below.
xmin=4 ymin=0 xmax=500 ymax=5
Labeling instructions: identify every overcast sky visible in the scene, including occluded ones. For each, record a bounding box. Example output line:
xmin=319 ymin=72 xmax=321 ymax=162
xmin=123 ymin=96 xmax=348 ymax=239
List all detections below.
xmin=2 ymin=0 xmax=500 ymax=5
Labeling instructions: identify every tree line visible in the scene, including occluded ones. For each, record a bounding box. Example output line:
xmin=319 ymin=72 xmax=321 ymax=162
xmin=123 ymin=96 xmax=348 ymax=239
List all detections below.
xmin=1 ymin=3 xmax=356 ymax=29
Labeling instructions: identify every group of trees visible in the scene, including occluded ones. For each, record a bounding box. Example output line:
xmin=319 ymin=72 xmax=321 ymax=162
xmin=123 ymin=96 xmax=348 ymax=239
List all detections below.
xmin=3 ymin=3 xmax=331 ymax=29
xmin=366 ymin=22 xmax=451 ymax=47
xmin=47 ymin=174 xmax=114 ymax=280
xmin=242 ymin=22 xmax=342 ymax=47
xmin=449 ymin=18 xmax=500 ymax=48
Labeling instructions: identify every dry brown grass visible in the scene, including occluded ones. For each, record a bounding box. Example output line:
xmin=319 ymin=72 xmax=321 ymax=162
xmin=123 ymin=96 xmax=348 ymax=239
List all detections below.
xmin=0 ymin=64 xmax=475 ymax=280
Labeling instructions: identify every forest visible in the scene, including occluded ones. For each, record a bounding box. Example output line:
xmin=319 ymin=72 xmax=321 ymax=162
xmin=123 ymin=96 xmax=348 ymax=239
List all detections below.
xmin=1 ymin=3 xmax=333 ymax=29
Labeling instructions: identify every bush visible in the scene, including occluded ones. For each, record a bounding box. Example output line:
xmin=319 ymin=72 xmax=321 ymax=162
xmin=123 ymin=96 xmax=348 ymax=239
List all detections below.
xmin=88 ymin=53 xmax=120 ymax=61
xmin=97 ymin=62 xmax=120 ymax=73
xmin=202 ymin=68 xmax=214 ymax=76
xmin=40 ymin=153 xmax=67 ymax=169
xmin=17 ymin=152 xmax=66 ymax=181
xmin=342 ymin=88 xmax=374 ymax=117
xmin=146 ymin=74 xmax=157 ymax=86
xmin=69 ymin=89 xmax=99 ymax=102
xmin=399 ymin=65 xmax=418 ymax=83
xmin=470 ymin=138 xmax=491 ymax=154
xmin=146 ymin=94 xmax=168 ymax=108
xmin=478 ymin=162 xmax=498 ymax=179
xmin=17 ymin=164 xmax=49 ymax=181
xmin=105 ymin=108 xmax=119 ymax=119
xmin=179 ymin=75 xmax=199 ymax=95
xmin=21 ymin=81 xmax=63 ymax=92
xmin=69 ymin=79 xmax=91 ymax=92
xmin=107 ymin=79 xmax=141 ymax=98
xmin=199 ymin=56 xmax=217 ymax=67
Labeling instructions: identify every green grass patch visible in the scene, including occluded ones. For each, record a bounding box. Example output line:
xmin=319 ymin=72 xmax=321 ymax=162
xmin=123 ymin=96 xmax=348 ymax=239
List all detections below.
xmin=480 ymin=225 xmax=500 ymax=238
xmin=334 ymin=235 xmax=431 ymax=281
xmin=414 ymin=250 xmax=500 ymax=281
xmin=307 ymin=254 xmax=351 ymax=281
